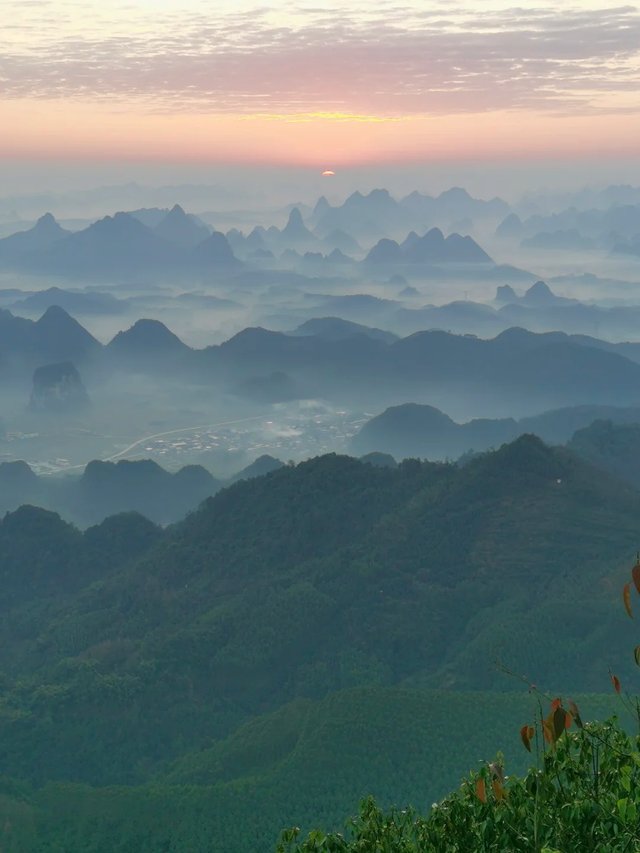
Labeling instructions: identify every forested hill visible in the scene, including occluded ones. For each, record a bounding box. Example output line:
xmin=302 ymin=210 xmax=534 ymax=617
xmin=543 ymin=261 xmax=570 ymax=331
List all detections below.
xmin=1 ymin=435 xmax=639 ymax=800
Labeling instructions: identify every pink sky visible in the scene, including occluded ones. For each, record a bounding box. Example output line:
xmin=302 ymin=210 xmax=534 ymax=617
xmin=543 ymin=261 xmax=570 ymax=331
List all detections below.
xmin=2 ymin=1 xmax=640 ymax=168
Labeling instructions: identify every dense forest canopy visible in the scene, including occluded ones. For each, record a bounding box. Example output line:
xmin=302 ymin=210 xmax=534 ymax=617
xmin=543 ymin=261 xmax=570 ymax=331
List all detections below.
xmin=0 ymin=438 xmax=639 ymax=849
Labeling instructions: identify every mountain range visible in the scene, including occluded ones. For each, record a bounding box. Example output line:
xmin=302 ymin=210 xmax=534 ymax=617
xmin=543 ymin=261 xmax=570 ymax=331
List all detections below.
xmin=0 ymin=209 xmax=238 ymax=278
xmin=351 ymin=401 xmax=640 ymax=460
xmin=365 ymin=227 xmax=493 ymax=265
xmin=0 ymin=454 xmax=285 ymax=526
xmin=5 ymin=306 xmax=640 ymax=416
xmin=310 ymin=187 xmax=509 ymax=241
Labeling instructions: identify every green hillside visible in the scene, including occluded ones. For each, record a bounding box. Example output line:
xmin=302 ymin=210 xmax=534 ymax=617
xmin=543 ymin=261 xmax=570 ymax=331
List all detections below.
xmin=0 ymin=437 xmax=639 ymax=849
xmin=0 ymin=688 xmax=626 ymax=852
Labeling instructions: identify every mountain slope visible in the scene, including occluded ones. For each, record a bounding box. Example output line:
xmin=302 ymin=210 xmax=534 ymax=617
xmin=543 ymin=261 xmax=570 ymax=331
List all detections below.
xmin=0 ymin=440 xmax=638 ymax=791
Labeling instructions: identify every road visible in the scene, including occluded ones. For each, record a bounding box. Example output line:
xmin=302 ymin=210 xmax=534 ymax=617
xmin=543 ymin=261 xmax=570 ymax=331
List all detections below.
xmin=44 ymin=415 xmax=267 ymax=474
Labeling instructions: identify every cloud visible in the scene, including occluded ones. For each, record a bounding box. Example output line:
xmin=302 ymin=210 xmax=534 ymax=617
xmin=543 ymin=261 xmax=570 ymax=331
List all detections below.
xmin=1 ymin=3 xmax=639 ymax=116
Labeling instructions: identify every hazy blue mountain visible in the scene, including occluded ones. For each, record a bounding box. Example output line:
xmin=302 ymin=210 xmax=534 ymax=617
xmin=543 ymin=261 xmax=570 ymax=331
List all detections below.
xmin=30 ymin=212 xmax=183 ymax=277
xmin=191 ymin=230 xmax=238 ymax=267
xmin=365 ymin=238 xmax=403 ymax=264
xmin=0 ymin=213 xmax=70 ymax=264
xmin=154 ymin=204 xmax=211 ymax=249
xmin=352 ymin=401 xmax=640 ymax=460
xmin=0 ymin=461 xmax=42 ymax=511
xmin=128 ymin=207 xmax=174 ymax=228
xmin=31 ymin=305 xmax=102 ymax=365
xmin=107 ymin=319 xmax=192 ymax=370
xmin=365 ymin=227 xmax=492 ymax=265
xmin=280 ymin=207 xmax=317 ymax=248
xmin=312 ymin=189 xmax=414 ymax=239
xmin=351 ymin=403 xmax=518 ymax=459
xmin=521 ymin=229 xmax=595 ymax=251
xmin=495 ymin=212 xmax=523 ymax=239
xmin=567 ymin=419 xmax=640 ymax=486
xmin=228 ymin=454 xmax=285 ymax=482
xmin=322 ymin=228 xmax=361 ymax=254
xmin=29 ymin=361 xmax=90 ymax=413
xmin=10 ymin=286 xmax=126 ymax=316
xmin=290 ymin=316 xmax=399 ymax=344
xmin=400 ymin=186 xmax=509 ymax=223
xmin=311 ymin=187 xmax=508 ymax=242
xmin=326 ymin=247 xmax=355 ymax=264
xmin=77 ymin=459 xmax=220 ymax=524
xmin=0 ymin=455 xmax=296 ymax=524
xmin=507 ymin=203 xmax=640 ymax=246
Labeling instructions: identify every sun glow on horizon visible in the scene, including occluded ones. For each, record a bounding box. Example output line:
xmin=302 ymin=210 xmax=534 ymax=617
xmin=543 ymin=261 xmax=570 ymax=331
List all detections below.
xmin=1 ymin=1 xmax=639 ymax=166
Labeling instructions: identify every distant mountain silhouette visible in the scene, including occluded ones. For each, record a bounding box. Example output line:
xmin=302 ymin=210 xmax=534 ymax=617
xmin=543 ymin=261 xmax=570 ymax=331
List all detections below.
xmin=29 ymin=361 xmax=90 ymax=413
xmin=521 ymin=230 xmax=595 ymax=251
xmin=0 ymin=213 xmax=70 ymax=264
xmin=352 ymin=401 xmax=640 ymax=460
xmin=308 ymin=186 xmax=508 ymax=243
xmin=280 ymin=208 xmax=317 ymax=247
xmin=0 ymin=454 xmax=303 ymax=525
xmin=311 ymin=188 xmax=414 ymax=239
xmin=0 ymin=461 xmax=41 ymax=511
xmin=365 ymin=228 xmax=493 ymax=265
xmin=495 ymin=212 xmax=523 ymax=239
xmin=567 ymin=420 xmax=640 ymax=486
xmin=321 ymin=228 xmax=361 ymax=254
xmin=365 ymin=238 xmax=403 ymax=264
xmin=351 ymin=403 xmax=518 ymax=459
xmin=502 ymin=202 xmax=640 ymax=248
xmin=78 ymin=459 xmax=219 ymax=525
xmin=0 ymin=458 xmax=223 ymax=525
xmin=495 ymin=280 xmax=578 ymax=308
xmin=229 ymin=454 xmax=284 ymax=482
xmin=32 ymin=212 xmax=182 ymax=276
xmin=10 ymin=286 xmax=125 ymax=316
xmin=192 ymin=230 xmax=238 ymax=267
xmin=0 ymin=305 xmax=101 ymax=373
xmin=0 ymin=209 xmax=238 ymax=278
xmin=107 ymin=319 xmax=192 ymax=370
xmin=290 ymin=316 xmax=398 ymax=344
xmin=400 ymin=187 xmax=509 ymax=222
xmin=34 ymin=305 xmax=102 ymax=363
xmin=154 ymin=204 xmax=211 ymax=249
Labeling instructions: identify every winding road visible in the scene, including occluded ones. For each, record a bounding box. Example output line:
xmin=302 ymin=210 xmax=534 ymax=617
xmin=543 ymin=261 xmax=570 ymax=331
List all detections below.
xmin=44 ymin=414 xmax=267 ymax=474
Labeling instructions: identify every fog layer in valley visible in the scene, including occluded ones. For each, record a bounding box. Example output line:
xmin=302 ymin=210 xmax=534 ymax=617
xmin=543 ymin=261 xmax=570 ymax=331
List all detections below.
xmin=2 ymin=178 xmax=640 ymax=524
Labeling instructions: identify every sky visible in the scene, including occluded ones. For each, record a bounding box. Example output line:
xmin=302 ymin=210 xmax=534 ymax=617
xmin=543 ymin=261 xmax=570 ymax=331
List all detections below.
xmin=1 ymin=0 xmax=640 ymax=194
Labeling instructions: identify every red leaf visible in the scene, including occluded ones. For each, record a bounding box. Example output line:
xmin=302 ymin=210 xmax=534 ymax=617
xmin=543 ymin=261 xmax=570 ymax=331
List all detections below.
xmin=611 ymin=673 xmax=622 ymax=694
xmin=475 ymin=778 xmax=487 ymax=803
xmin=520 ymin=724 xmax=533 ymax=752
xmin=550 ymin=697 xmax=562 ymax=712
xmin=491 ymin=779 xmax=506 ymax=802
xmin=553 ymin=707 xmax=567 ymax=740
xmin=632 ymin=561 xmax=640 ymax=595
xmin=624 ymin=583 xmax=633 ymax=618
xmin=543 ymin=715 xmax=555 ymax=745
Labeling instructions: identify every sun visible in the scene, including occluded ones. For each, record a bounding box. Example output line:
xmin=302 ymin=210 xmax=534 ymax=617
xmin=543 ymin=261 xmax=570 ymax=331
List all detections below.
xmin=321 ymin=169 xmax=336 ymax=177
